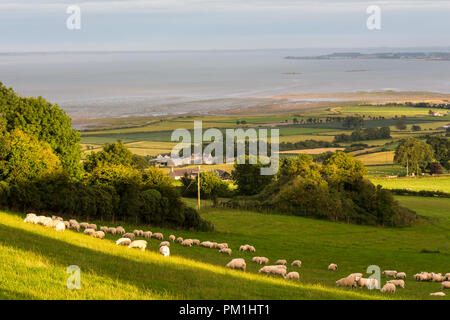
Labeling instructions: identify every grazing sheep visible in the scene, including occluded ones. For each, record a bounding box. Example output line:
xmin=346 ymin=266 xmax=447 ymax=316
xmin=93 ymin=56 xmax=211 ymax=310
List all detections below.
xmin=78 ymin=222 xmax=88 ymax=229
xmin=414 ymin=272 xmax=432 ymax=282
xmin=445 ymin=273 xmax=450 ymax=281
xmin=63 ymin=221 xmax=70 ymax=229
xmin=128 ymin=240 xmax=147 ymax=251
xmin=275 ymin=259 xmax=287 ymax=266
xmin=348 ymin=273 xmax=363 ymax=280
xmin=217 ymin=243 xmax=228 ymax=250
xmin=181 ymin=239 xmax=193 ymax=247
xmin=24 ymin=213 xmax=38 ymax=224
xmin=258 ymin=265 xmax=287 ymax=277
xmin=387 ymin=280 xmax=405 ymax=288
xmin=159 ymin=245 xmax=170 ymax=256
xmin=441 ymin=281 xmax=450 ymax=290
xmin=225 ymin=258 xmax=246 ymax=271
xmin=395 ymin=272 xmax=406 ymax=279
xmin=152 ymin=233 xmax=163 ymax=240
xmin=70 ymin=223 xmax=80 ymax=232
xmin=116 ymin=238 xmax=131 ymax=246
xmin=285 ymin=272 xmax=300 ymax=280
xmin=291 ymin=260 xmax=302 ymax=268
xmin=69 ymin=219 xmax=78 ymax=226
xmin=83 ymin=228 xmax=95 ymax=236
xmin=177 ymin=237 xmax=184 ymax=244
xmin=116 ymin=226 xmax=125 ymax=235
xmin=239 ymin=244 xmax=249 ymax=251
xmin=133 ymin=230 xmax=140 ymax=236
xmin=328 ymin=263 xmax=338 ymax=271
xmin=336 ymin=276 xmax=357 ymax=288
xmin=219 ymin=248 xmax=232 ymax=255
xmin=169 ymin=235 xmax=175 ymax=242
xmin=94 ymin=231 xmax=105 ymax=239
xmin=248 ymin=245 xmax=256 ymax=252
xmin=380 ymin=283 xmax=396 ymax=293
xmin=138 ymin=230 xmax=144 ymax=236
xmin=430 ymin=292 xmax=446 ymax=296
xmin=143 ymin=231 xmax=152 ymax=239
xmin=159 ymin=241 xmax=170 ymax=247
xmin=432 ymin=273 xmax=446 ymax=282
xmin=88 ymin=224 xmax=97 ymax=230
xmin=100 ymin=226 xmax=108 ymax=233
xmin=252 ymin=257 xmax=269 ymax=265
xmin=356 ymin=277 xmax=379 ymax=289
xmin=200 ymin=241 xmax=212 ymax=248
xmin=382 ymin=270 xmax=397 ymax=278
xmin=192 ymin=239 xmax=200 ymax=246
xmin=123 ymin=233 xmax=135 ymax=240
xmin=107 ymin=227 xmax=117 ymax=234
xmin=52 ymin=215 xmax=63 ymax=221
xmin=54 ymin=221 xmax=66 ymax=232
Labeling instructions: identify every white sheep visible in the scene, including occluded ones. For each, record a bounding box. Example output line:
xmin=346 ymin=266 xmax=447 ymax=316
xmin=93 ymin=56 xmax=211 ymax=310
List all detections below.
xmin=159 ymin=241 xmax=170 ymax=247
xmin=445 ymin=273 xmax=450 ymax=281
xmin=83 ymin=228 xmax=96 ymax=236
xmin=128 ymin=240 xmax=147 ymax=251
xmin=285 ymin=271 xmax=300 ymax=280
xmin=54 ymin=221 xmax=66 ymax=232
xmin=169 ymin=235 xmax=175 ymax=242
xmin=380 ymin=283 xmax=396 ymax=293
xmin=100 ymin=226 xmax=109 ymax=233
xmin=24 ymin=213 xmax=38 ymax=224
xmin=395 ymin=272 xmax=406 ymax=279
xmin=258 ymin=265 xmax=286 ymax=277
xmin=441 ymin=281 xmax=450 ymax=290
xmin=275 ymin=259 xmax=287 ymax=266
xmin=79 ymin=222 xmax=89 ymax=229
xmin=177 ymin=237 xmax=184 ymax=244
xmin=192 ymin=239 xmax=200 ymax=246
xmin=123 ymin=233 xmax=135 ymax=240
xmin=382 ymin=270 xmax=397 ymax=277
xmin=116 ymin=226 xmax=125 ymax=235
xmin=328 ymin=263 xmax=338 ymax=271
xmin=69 ymin=219 xmax=78 ymax=226
xmin=181 ymin=239 xmax=193 ymax=247
xmin=336 ymin=276 xmax=357 ymax=288
xmin=239 ymin=244 xmax=249 ymax=251
xmin=217 ymin=243 xmax=228 ymax=250
xmin=225 ymin=258 xmax=246 ymax=271
xmin=291 ymin=260 xmax=302 ymax=267
xmin=356 ymin=277 xmax=379 ymax=289
xmin=88 ymin=224 xmax=97 ymax=230
xmin=116 ymin=238 xmax=131 ymax=246
xmin=143 ymin=231 xmax=152 ymax=239
xmin=133 ymin=230 xmax=140 ymax=236
xmin=70 ymin=223 xmax=80 ymax=232
xmin=152 ymin=233 xmax=163 ymax=240
xmin=219 ymin=248 xmax=232 ymax=255
xmin=387 ymin=280 xmax=405 ymax=288
xmin=432 ymin=273 xmax=446 ymax=282
xmin=63 ymin=221 xmax=70 ymax=229
xmin=430 ymin=292 xmax=446 ymax=296
xmin=159 ymin=245 xmax=170 ymax=256
xmin=94 ymin=231 xmax=105 ymax=239
xmin=107 ymin=227 xmax=117 ymax=234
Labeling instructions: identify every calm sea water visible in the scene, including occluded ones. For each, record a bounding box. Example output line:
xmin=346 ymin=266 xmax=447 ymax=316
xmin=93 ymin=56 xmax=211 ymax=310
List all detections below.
xmin=1 ymin=49 xmax=450 ymax=119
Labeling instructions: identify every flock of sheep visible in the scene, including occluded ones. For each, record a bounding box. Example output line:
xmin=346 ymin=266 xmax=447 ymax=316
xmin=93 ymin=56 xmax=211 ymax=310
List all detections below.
xmin=23 ymin=213 xmax=449 ymax=297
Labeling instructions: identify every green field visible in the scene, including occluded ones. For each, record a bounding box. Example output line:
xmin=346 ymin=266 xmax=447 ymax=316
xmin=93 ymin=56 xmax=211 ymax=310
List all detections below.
xmin=370 ymin=176 xmax=450 ymax=193
xmin=1 ymin=196 xmax=449 ymax=300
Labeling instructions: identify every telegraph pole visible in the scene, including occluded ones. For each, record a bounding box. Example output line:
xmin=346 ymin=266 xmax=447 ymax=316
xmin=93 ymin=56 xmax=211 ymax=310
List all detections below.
xmin=197 ymin=165 xmax=201 ymax=211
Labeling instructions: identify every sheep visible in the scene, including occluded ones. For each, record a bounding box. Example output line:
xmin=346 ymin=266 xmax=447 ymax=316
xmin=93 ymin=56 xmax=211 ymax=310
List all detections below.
xmin=380 ymin=283 xmax=396 ymax=293
xmin=192 ymin=239 xmax=200 ymax=246
xmin=98 ymin=226 xmax=107 ymax=233
xmin=335 ymin=276 xmax=357 ymax=288
xmin=138 ymin=230 xmax=144 ymax=236
xmin=83 ymin=228 xmax=96 ymax=236
xmin=285 ymin=272 xmax=300 ymax=280
xmin=94 ymin=231 xmax=105 ymax=239
xmin=40 ymin=216 xmax=53 ymax=227
xmin=200 ymin=241 xmax=212 ymax=248
xmin=69 ymin=219 xmax=78 ymax=226
xmin=275 ymin=259 xmax=287 ymax=266
xmin=88 ymin=224 xmax=97 ymax=230
xmin=52 ymin=215 xmax=63 ymax=221
xmin=116 ymin=226 xmax=125 ymax=235
xmin=128 ymin=240 xmax=147 ymax=251
xmin=414 ymin=272 xmax=432 ymax=282
xmin=432 ymin=273 xmax=446 ymax=282
xmin=387 ymin=280 xmax=405 ymax=288
xmin=133 ymin=230 xmax=140 ymax=236
xmin=159 ymin=245 xmax=170 ymax=256
xmin=143 ymin=231 xmax=152 ymax=239
xmin=239 ymin=244 xmax=249 ymax=251
xmin=159 ymin=241 xmax=170 ymax=247
xmin=107 ymin=227 xmax=117 ymax=234
xmin=210 ymin=242 xmax=218 ymax=249
xmin=79 ymin=222 xmax=89 ymax=229
xmin=116 ymin=238 xmax=131 ymax=246
xmin=152 ymin=233 xmax=163 ymax=241
xmin=225 ymin=258 xmax=246 ymax=271
xmin=24 ymin=213 xmax=39 ymax=224
xmin=328 ymin=263 xmax=338 ymax=271
xmin=169 ymin=235 xmax=175 ymax=242
xmin=382 ymin=270 xmax=397 ymax=278
xmin=63 ymin=221 xmax=70 ymax=229
xmin=445 ymin=273 xmax=450 ymax=281
xmin=347 ymin=273 xmax=363 ymax=280
xmin=258 ymin=265 xmax=286 ymax=277
xmin=70 ymin=223 xmax=80 ymax=232
xmin=181 ymin=239 xmax=193 ymax=247
xmin=430 ymin=292 xmax=446 ymax=296
xmin=291 ymin=260 xmax=302 ymax=268
xmin=356 ymin=277 xmax=379 ymax=289
xmin=441 ymin=281 xmax=450 ymax=290
xmin=247 ymin=245 xmax=256 ymax=252
xmin=252 ymin=257 xmax=269 ymax=265
xmin=54 ymin=221 xmax=66 ymax=232
xmin=123 ymin=233 xmax=135 ymax=240
xmin=219 ymin=248 xmax=232 ymax=255
xmin=217 ymin=243 xmax=228 ymax=250
xmin=177 ymin=237 xmax=184 ymax=244
xmin=395 ymin=272 xmax=406 ymax=279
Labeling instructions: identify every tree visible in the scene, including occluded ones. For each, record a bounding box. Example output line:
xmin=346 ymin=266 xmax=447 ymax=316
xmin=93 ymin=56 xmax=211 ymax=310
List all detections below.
xmin=411 ymin=125 xmax=421 ymax=131
xmin=0 ymin=128 xmax=61 ymax=183
xmin=84 ymin=142 xmax=133 ymax=172
xmin=394 ymin=137 xmax=434 ymax=176
xmin=0 ymin=82 xmax=82 ymax=178
xmin=321 ymin=151 xmax=367 ymax=187
xmin=342 ymin=116 xmax=364 ymax=129
xmin=426 ymin=136 xmax=450 ymax=170
xmin=395 ymin=119 xmax=407 ymax=130
xmin=232 ymin=159 xmax=274 ymax=196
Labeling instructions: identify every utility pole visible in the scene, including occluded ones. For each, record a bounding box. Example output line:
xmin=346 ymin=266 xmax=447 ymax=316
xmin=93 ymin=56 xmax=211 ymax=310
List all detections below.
xmin=197 ymin=165 xmax=201 ymax=211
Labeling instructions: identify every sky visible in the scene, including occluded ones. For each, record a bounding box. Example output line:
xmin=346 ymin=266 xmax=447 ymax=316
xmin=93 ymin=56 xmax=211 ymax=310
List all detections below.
xmin=1 ymin=0 xmax=450 ymax=52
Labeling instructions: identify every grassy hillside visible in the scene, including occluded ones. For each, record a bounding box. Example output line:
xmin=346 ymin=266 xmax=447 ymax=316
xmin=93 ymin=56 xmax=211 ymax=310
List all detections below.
xmin=0 ymin=196 xmax=448 ymax=300
xmin=370 ymin=176 xmax=450 ymax=193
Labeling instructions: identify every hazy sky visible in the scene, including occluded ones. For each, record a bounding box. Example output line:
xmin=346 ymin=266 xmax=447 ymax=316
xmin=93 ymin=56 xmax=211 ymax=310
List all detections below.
xmin=1 ymin=0 xmax=450 ymax=51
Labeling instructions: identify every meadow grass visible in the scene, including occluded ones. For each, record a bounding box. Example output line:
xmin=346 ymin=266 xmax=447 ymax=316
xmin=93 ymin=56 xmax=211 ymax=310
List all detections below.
xmin=1 ymin=196 xmax=449 ymax=300
xmin=355 ymin=151 xmax=395 ymax=165
xmin=370 ymin=176 xmax=450 ymax=193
